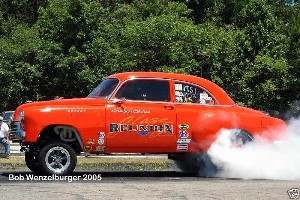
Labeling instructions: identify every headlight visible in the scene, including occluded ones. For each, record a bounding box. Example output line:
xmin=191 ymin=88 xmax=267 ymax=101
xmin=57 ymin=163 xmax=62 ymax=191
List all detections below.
xmin=19 ymin=110 xmax=24 ymax=122
xmin=19 ymin=110 xmax=25 ymax=131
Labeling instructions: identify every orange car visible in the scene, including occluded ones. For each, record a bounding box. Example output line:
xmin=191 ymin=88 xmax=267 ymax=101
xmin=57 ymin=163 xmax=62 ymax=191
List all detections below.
xmin=12 ymin=72 xmax=286 ymax=175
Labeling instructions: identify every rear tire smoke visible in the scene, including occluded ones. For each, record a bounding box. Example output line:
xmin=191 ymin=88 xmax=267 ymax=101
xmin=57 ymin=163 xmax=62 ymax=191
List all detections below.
xmin=174 ymin=129 xmax=254 ymax=177
xmin=174 ymin=153 xmax=218 ymax=177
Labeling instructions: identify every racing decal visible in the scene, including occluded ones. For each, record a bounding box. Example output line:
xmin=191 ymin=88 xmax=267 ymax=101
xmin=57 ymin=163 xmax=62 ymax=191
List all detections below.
xmin=99 ymin=132 xmax=105 ymax=138
xmin=109 ymin=123 xmax=173 ymax=134
xmin=95 ymin=146 xmax=105 ymax=152
xmin=177 ymin=125 xmax=190 ymax=151
xmin=183 ymin=85 xmax=196 ymax=97
xmin=117 ymin=116 xmax=169 ymax=124
xmin=199 ymin=92 xmax=214 ymax=105
xmin=175 ymin=83 xmax=197 ymax=103
xmin=175 ymin=84 xmax=183 ymax=91
xmin=98 ymin=131 xmax=105 ymax=145
xmin=177 ymin=144 xmax=188 ymax=151
xmin=86 ymin=139 xmax=95 ymax=145
xmin=111 ymin=109 xmax=151 ymax=114
xmin=175 ymin=91 xmax=184 ymax=97
xmin=175 ymin=91 xmax=185 ymax=102
xmin=177 ymin=138 xmax=191 ymax=144
xmin=138 ymin=131 xmax=150 ymax=136
xmin=178 ymin=124 xmax=189 ymax=138
xmin=108 ymin=116 xmax=173 ymax=138
xmin=98 ymin=139 xmax=104 ymax=145
xmin=200 ymin=92 xmax=208 ymax=101
xmin=84 ymin=146 xmax=92 ymax=152
xmin=175 ymin=82 xmax=215 ymax=104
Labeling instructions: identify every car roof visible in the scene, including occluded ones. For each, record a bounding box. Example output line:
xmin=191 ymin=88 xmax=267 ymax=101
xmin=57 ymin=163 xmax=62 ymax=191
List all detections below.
xmin=108 ymin=72 xmax=235 ymax=105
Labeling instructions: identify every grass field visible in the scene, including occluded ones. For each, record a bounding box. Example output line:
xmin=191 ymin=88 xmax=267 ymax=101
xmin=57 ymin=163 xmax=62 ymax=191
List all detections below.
xmin=0 ymin=156 xmax=176 ymax=171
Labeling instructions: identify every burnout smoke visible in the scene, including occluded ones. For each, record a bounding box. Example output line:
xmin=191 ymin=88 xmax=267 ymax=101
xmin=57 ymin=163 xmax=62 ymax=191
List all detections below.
xmin=205 ymin=118 xmax=300 ymax=180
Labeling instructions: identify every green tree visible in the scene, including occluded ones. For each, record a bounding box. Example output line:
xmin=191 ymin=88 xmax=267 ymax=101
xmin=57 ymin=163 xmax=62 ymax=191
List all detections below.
xmin=35 ymin=0 xmax=106 ymax=97
xmin=0 ymin=25 xmax=42 ymax=109
xmin=0 ymin=0 xmax=298 ymax=115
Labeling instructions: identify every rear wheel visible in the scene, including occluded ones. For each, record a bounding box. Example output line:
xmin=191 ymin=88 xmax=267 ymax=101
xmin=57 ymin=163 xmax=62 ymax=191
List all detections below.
xmin=39 ymin=141 xmax=77 ymax=175
xmin=173 ymin=153 xmax=212 ymax=174
xmin=174 ymin=129 xmax=254 ymax=175
xmin=229 ymin=129 xmax=254 ymax=147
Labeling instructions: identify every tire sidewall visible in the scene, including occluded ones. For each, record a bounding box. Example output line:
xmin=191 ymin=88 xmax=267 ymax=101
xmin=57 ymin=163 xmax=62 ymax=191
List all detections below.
xmin=39 ymin=142 xmax=77 ymax=175
xmin=25 ymin=151 xmax=41 ymax=174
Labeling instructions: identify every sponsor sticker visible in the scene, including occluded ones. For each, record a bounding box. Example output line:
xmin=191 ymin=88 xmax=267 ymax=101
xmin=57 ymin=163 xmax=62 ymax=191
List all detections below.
xmin=200 ymin=92 xmax=209 ymax=100
xmin=178 ymin=124 xmax=189 ymax=138
xmin=84 ymin=146 xmax=92 ymax=151
xmin=138 ymin=131 xmax=150 ymax=136
xmin=110 ymin=123 xmax=173 ymax=134
xmin=175 ymin=84 xmax=183 ymax=91
xmin=99 ymin=132 xmax=105 ymax=138
xmin=98 ymin=131 xmax=105 ymax=144
xmin=86 ymin=139 xmax=95 ymax=145
xmin=175 ymin=91 xmax=184 ymax=96
xmin=95 ymin=146 xmax=105 ymax=152
xmin=98 ymin=138 xmax=104 ymax=145
xmin=111 ymin=109 xmax=151 ymax=114
xmin=177 ymin=144 xmax=188 ymax=151
xmin=200 ymin=99 xmax=206 ymax=104
xmin=177 ymin=138 xmax=191 ymax=144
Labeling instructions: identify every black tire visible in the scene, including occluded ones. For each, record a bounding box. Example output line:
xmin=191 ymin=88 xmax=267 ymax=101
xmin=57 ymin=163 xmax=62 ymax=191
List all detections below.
xmin=173 ymin=153 xmax=202 ymax=174
xmin=38 ymin=141 xmax=77 ymax=175
xmin=174 ymin=129 xmax=253 ymax=176
xmin=25 ymin=151 xmax=41 ymax=174
xmin=229 ymin=129 xmax=254 ymax=145
xmin=173 ymin=153 xmax=217 ymax=175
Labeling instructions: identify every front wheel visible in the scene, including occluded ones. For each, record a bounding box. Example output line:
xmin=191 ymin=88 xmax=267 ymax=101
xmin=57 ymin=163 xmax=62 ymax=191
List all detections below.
xmin=39 ymin=141 xmax=77 ymax=175
xmin=25 ymin=151 xmax=41 ymax=174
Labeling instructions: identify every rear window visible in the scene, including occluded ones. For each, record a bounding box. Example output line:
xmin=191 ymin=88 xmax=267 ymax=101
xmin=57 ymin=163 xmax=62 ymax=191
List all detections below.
xmin=174 ymin=82 xmax=215 ymax=105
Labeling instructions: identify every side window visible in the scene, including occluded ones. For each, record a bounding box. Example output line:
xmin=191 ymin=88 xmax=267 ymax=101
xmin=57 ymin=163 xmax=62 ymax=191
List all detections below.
xmin=174 ymin=82 xmax=215 ymax=105
xmin=115 ymin=80 xmax=170 ymax=101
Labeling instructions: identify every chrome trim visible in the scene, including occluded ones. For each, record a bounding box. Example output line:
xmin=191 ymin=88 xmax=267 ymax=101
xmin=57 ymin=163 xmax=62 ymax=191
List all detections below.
xmin=9 ymin=121 xmax=25 ymax=141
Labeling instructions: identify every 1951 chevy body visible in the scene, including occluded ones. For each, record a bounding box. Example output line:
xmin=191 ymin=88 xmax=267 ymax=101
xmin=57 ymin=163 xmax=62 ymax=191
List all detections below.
xmin=11 ymin=72 xmax=286 ymax=175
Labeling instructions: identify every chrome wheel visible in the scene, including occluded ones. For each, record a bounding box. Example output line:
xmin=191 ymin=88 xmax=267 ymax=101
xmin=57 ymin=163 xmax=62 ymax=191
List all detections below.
xmin=45 ymin=146 xmax=71 ymax=174
xmin=39 ymin=141 xmax=77 ymax=175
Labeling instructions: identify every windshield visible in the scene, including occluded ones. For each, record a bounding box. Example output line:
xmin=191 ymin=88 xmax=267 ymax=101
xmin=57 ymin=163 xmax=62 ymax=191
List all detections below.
xmin=87 ymin=78 xmax=119 ymax=99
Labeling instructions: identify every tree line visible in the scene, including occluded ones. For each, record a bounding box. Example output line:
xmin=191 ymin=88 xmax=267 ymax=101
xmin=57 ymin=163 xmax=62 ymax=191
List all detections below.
xmin=0 ymin=0 xmax=299 ymax=117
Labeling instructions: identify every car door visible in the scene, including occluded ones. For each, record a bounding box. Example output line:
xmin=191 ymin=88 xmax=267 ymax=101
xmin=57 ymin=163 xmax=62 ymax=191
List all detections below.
xmin=106 ymin=78 xmax=177 ymax=152
xmin=173 ymin=80 xmax=218 ymax=152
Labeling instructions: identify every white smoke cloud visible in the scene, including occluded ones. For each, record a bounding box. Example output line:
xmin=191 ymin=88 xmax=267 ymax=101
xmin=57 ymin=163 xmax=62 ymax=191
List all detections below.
xmin=206 ymin=118 xmax=300 ymax=180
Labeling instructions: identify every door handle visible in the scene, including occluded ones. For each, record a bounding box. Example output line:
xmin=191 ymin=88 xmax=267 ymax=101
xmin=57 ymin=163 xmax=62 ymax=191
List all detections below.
xmin=164 ymin=105 xmax=175 ymax=110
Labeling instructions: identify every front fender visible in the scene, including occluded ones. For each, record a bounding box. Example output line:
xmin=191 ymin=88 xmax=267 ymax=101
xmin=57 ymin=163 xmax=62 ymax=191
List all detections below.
xmin=22 ymin=106 xmax=106 ymax=143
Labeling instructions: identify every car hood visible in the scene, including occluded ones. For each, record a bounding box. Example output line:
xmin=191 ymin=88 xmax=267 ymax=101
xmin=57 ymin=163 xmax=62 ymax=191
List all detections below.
xmin=13 ymin=98 xmax=108 ymax=121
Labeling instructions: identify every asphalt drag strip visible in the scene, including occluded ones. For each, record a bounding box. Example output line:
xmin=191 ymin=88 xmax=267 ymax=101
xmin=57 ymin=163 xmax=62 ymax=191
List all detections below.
xmin=0 ymin=170 xmax=299 ymax=200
